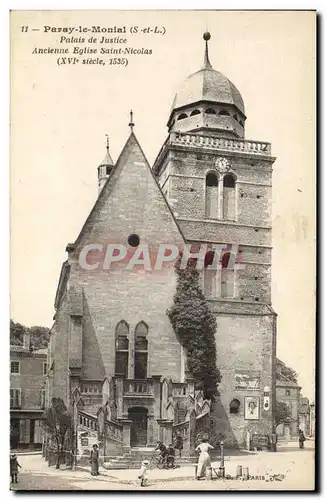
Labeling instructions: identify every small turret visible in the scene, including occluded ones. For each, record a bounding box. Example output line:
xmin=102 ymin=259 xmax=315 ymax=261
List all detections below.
xmin=98 ymin=134 xmax=114 ymax=194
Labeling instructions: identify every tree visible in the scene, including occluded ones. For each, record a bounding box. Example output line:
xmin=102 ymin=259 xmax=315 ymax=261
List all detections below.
xmin=167 ymin=256 xmax=221 ymax=398
xmin=276 ymin=358 xmax=298 ymax=384
xmin=43 ymin=398 xmax=72 ymax=469
xmin=275 ymin=401 xmax=293 ymax=427
xmin=10 ymin=320 xmax=26 ymax=345
xmin=10 ymin=319 xmax=50 ymax=350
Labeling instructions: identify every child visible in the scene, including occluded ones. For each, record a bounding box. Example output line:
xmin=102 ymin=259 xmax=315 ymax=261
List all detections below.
xmin=10 ymin=454 xmax=21 ymax=484
xmin=138 ymin=459 xmax=149 ymax=487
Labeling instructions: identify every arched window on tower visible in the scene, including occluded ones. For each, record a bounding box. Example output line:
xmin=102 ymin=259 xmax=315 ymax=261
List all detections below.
xmin=233 ymin=114 xmax=238 ymax=122
xmin=134 ymin=322 xmax=148 ymax=379
xmin=190 ymin=109 xmax=201 ymax=116
xmin=229 ymin=399 xmax=240 ymax=414
xmin=115 ymin=321 xmax=129 ymax=378
xmin=219 ymin=110 xmax=230 ymax=116
xmin=205 ymin=173 xmax=219 ymax=219
xmin=203 ymin=251 xmax=217 ymax=298
xmin=221 ymin=252 xmax=235 ymax=298
xmin=177 ymin=113 xmax=188 ymax=121
xmin=205 ymin=108 xmax=216 ymax=115
xmin=239 ymin=119 xmax=244 ymax=127
xmin=223 ymin=174 xmax=236 ymax=220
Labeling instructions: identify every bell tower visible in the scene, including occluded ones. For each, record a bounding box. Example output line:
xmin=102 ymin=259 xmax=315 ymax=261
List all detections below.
xmin=153 ymin=33 xmax=277 ymax=447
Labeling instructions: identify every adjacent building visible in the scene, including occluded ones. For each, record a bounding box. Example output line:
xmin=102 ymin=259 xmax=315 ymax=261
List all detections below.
xmin=46 ymin=33 xmax=277 ymax=456
xmin=10 ymin=333 xmax=47 ymax=449
xmin=275 ymin=372 xmax=301 ymax=439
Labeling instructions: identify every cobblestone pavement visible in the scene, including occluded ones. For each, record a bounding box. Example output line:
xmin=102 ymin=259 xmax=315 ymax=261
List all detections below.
xmin=10 ymin=440 xmax=315 ymax=491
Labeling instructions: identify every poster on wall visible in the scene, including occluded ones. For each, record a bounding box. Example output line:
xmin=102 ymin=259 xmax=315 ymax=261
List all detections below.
xmin=235 ymin=371 xmax=260 ymax=389
xmin=244 ymin=396 xmax=260 ymax=420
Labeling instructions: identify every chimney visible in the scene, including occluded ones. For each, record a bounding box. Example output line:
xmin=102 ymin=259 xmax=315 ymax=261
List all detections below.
xmin=23 ymin=332 xmax=30 ymax=351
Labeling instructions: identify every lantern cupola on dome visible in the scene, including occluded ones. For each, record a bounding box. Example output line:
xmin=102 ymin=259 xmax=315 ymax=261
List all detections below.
xmin=168 ymin=33 xmax=246 ymax=138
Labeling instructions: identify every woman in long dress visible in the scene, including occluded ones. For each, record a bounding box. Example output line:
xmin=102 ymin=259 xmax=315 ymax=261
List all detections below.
xmin=90 ymin=444 xmax=99 ymax=476
xmin=195 ymin=437 xmax=214 ymax=479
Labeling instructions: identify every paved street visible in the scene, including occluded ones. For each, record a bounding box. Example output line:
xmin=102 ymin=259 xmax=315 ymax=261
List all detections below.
xmin=10 ymin=440 xmax=315 ymax=491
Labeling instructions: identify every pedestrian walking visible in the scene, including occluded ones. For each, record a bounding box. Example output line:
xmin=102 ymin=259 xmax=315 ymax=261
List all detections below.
xmin=10 ymin=454 xmax=21 ymax=484
xmin=138 ymin=459 xmax=149 ymax=487
xmin=299 ymin=430 xmax=306 ymax=449
xmin=195 ymin=437 xmax=214 ymax=480
xmin=90 ymin=444 xmax=99 ymax=476
xmin=174 ymin=431 xmax=184 ymax=458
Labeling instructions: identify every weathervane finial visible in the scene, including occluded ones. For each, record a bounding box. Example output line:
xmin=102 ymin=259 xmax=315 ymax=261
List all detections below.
xmin=203 ymin=32 xmax=212 ymax=69
xmin=105 ymin=134 xmax=109 ymax=151
xmin=129 ymin=110 xmax=135 ymax=132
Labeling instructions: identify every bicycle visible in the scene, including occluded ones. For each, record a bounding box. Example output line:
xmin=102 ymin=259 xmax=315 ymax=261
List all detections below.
xmin=148 ymin=453 xmax=167 ymax=470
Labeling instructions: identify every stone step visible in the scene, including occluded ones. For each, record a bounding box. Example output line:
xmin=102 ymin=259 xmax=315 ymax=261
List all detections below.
xmin=103 ymin=456 xmax=197 ymax=470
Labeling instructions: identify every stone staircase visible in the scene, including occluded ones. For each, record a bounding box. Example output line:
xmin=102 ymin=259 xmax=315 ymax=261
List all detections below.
xmin=103 ymin=447 xmax=197 ymax=470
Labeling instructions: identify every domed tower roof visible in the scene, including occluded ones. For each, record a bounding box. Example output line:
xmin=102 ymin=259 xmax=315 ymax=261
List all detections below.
xmin=168 ymin=33 xmax=246 ymax=138
xmin=171 ymin=67 xmax=245 ymax=115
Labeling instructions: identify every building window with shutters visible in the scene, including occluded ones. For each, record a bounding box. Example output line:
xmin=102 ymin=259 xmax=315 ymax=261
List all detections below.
xmin=10 ymin=389 xmax=21 ymax=408
xmin=134 ymin=322 xmax=148 ymax=379
xmin=115 ymin=321 xmax=129 ymax=378
xmin=11 ymin=361 xmax=20 ymax=374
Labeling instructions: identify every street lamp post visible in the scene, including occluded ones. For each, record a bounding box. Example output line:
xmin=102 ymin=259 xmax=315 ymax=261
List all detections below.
xmin=219 ymin=439 xmax=225 ymax=478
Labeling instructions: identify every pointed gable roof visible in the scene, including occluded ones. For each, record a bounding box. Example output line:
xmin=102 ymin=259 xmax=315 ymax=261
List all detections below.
xmin=73 ymin=131 xmax=186 ymax=251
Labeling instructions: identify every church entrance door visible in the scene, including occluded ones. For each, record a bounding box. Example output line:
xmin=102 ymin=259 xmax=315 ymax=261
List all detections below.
xmin=128 ymin=407 xmax=148 ymax=447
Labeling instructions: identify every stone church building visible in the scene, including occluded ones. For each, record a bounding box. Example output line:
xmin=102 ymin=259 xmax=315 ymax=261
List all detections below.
xmin=46 ymin=34 xmax=277 ymax=459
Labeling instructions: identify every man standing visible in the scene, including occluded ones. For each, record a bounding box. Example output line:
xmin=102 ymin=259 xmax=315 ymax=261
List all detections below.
xmin=90 ymin=444 xmax=99 ymax=476
xmin=299 ymin=429 xmax=306 ymax=449
xmin=10 ymin=454 xmax=21 ymax=484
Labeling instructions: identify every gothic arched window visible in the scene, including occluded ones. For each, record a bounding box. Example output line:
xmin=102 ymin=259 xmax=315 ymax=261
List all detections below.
xmin=115 ymin=321 xmax=129 ymax=378
xmin=178 ymin=113 xmax=188 ymax=121
xmin=190 ymin=109 xmax=201 ymax=116
xmin=223 ymin=174 xmax=236 ymax=220
xmin=221 ymin=252 xmax=235 ymax=298
xmin=219 ymin=110 xmax=230 ymax=116
xmin=135 ymin=322 xmax=148 ymax=379
xmin=205 ymin=108 xmax=216 ymax=115
xmin=205 ymin=173 xmax=219 ymax=219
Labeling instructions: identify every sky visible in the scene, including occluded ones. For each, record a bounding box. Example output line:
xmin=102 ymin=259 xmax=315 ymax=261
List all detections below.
xmin=10 ymin=10 xmax=316 ymax=400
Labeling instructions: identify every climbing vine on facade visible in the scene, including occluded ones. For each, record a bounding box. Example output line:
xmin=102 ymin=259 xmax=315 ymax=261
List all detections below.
xmin=167 ymin=256 xmax=221 ymax=398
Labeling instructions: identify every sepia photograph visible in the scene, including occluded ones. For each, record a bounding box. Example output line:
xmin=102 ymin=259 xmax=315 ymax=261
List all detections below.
xmin=9 ymin=9 xmax=316 ymax=491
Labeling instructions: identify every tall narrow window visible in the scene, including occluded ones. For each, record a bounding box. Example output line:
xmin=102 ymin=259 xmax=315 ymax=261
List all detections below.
xmin=221 ymin=252 xmax=235 ymax=298
xmin=135 ymin=322 xmax=148 ymax=379
xmin=223 ymin=174 xmax=236 ymax=220
xmin=204 ymin=251 xmax=217 ymax=298
xmin=10 ymin=389 xmax=21 ymax=408
xmin=115 ymin=321 xmax=129 ymax=378
xmin=205 ymin=173 xmax=219 ymax=219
